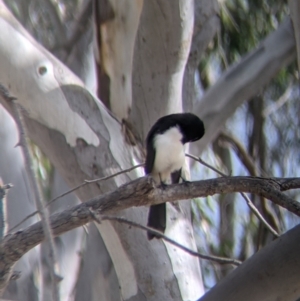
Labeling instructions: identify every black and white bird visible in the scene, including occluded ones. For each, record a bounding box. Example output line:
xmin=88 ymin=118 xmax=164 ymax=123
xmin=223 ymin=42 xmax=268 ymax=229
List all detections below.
xmin=145 ymin=113 xmax=205 ymax=239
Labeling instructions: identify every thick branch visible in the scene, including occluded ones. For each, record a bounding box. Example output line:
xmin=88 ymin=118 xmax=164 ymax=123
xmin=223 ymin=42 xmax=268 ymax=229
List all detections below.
xmin=198 ymin=222 xmax=300 ymax=301
xmin=1 ymin=176 xmax=299 ymax=269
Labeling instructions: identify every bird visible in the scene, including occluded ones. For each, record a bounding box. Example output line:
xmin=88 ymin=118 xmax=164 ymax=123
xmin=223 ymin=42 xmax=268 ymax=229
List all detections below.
xmin=145 ymin=113 xmax=205 ymax=239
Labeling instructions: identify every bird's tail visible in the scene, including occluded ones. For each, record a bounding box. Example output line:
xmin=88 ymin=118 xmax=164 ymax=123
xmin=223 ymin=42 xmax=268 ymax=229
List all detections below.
xmin=147 ymin=169 xmax=182 ymax=240
xmin=147 ymin=203 xmax=166 ymax=240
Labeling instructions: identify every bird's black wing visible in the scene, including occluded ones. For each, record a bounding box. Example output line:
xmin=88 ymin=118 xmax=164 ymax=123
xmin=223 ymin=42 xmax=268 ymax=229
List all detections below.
xmin=145 ymin=127 xmax=166 ymax=239
xmin=145 ymin=137 xmax=155 ymax=174
xmin=144 ymin=114 xmax=180 ymax=174
xmin=171 ymin=169 xmax=181 ymax=184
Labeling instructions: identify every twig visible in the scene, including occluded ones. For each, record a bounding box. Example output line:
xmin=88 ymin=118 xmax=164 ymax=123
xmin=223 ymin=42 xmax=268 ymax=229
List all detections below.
xmin=88 ymin=211 xmax=241 ymax=266
xmin=0 ymin=180 xmax=11 ymax=239
xmin=8 ymin=211 xmax=39 ymax=233
xmin=10 ymin=99 xmax=61 ymax=301
xmin=186 ymin=153 xmax=280 ymax=237
xmin=263 ymin=81 xmax=293 ymax=117
xmin=216 ymin=134 xmax=281 ymax=236
xmin=83 ymin=163 xmax=144 ymax=184
xmin=8 ymin=163 xmax=144 ymax=233
xmin=47 ymin=163 xmax=144 ymax=206
xmin=217 ymin=132 xmax=260 ymax=176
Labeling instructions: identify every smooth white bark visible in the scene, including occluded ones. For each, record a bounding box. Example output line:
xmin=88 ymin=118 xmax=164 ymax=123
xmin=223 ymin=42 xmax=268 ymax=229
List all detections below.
xmin=131 ymin=1 xmax=205 ymax=299
xmin=99 ymin=0 xmax=143 ymax=120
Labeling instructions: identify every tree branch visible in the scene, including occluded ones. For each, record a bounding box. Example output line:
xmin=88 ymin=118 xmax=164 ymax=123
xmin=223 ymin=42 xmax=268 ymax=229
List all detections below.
xmin=10 ymin=99 xmax=61 ymax=301
xmin=8 ymin=163 xmax=144 ymax=233
xmin=0 ymin=176 xmax=299 ymax=279
xmin=217 ymin=132 xmax=260 ymax=176
xmin=186 ymin=153 xmax=280 ymax=237
xmin=100 ymin=215 xmax=241 ymax=266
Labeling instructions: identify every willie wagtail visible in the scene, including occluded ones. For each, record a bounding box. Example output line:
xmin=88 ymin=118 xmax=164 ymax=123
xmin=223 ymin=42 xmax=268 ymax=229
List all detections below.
xmin=145 ymin=113 xmax=205 ymax=239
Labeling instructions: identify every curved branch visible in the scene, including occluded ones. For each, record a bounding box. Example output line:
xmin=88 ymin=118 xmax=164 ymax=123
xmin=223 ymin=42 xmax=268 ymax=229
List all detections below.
xmin=0 ymin=175 xmax=299 ymax=292
xmin=100 ymin=215 xmax=242 ymax=266
xmin=1 ymin=176 xmax=299 ymax=268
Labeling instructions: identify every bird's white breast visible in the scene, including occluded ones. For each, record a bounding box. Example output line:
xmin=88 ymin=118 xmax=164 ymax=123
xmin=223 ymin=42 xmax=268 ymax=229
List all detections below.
xmin=152 ymin=126 xmax=185 ymax=183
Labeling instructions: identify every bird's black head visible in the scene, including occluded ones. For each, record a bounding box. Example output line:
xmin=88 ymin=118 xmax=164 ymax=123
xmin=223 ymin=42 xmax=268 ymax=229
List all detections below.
xmin=175 ymin=113 xmax=205 ymax=144
xmin=146 ymin=112 xmax=205 ymax=145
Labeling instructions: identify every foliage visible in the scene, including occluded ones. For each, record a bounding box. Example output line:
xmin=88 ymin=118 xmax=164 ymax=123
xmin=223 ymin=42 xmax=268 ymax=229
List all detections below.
xmin=195 ymin=0 xmax=299 ymax=287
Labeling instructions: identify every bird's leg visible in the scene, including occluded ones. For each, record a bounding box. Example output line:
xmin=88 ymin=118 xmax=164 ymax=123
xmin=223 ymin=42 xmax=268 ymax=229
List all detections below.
xmin=180 ymin=175 xmax=190 ymax=185
xmin=159 ymin=173 xmax=167 ymax=189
